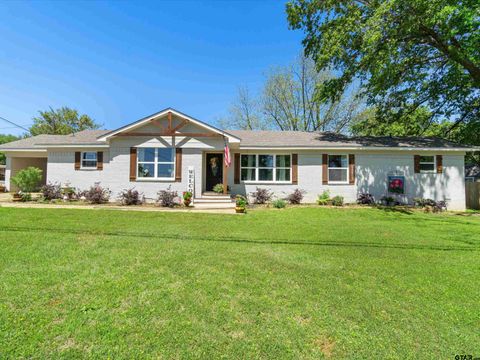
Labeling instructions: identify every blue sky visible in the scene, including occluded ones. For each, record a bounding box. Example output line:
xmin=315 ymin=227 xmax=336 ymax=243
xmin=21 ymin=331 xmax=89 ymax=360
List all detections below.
xmin=0 ymin=0 xmax=304 ymax=135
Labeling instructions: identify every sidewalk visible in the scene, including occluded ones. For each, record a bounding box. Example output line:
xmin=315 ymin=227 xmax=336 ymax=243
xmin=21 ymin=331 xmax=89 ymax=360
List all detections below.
xmin=0 ymin=201 xmax=238 ymax=214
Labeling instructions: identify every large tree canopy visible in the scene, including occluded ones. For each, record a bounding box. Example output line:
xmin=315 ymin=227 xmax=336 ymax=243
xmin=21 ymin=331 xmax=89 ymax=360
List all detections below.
xmin=286 ymin=0 xmax=480 ymax=136
xmin=0 ymin=134 xmax=20 ymax=165
xmin=30 ymin=107 xmax=100 ymax=136
xmin=221 ymin=54 xmax=365 ymax=132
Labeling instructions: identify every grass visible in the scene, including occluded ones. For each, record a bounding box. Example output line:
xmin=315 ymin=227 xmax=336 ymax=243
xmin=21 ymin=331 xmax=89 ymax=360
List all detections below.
xmin=0 ymin=207 xmax=479 ymax=359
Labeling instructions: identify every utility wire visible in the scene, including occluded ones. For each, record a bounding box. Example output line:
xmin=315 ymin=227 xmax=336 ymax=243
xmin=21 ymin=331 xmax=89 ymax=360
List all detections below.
xmin=0 ymin=116 xmax=30 ymax=133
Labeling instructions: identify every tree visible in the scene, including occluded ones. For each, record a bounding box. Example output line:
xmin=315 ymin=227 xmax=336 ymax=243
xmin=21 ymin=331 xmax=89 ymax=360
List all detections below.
xmin=286 ymin=0 xmax=480 ymax=134
xmin=350 ymin=107 xmax=447 ymax=136
xmin=30 ymin=107 xmax=100 ymax=136
xmin=0 ymin=134 xmax=20 ymax=165
xmin=262 ymin=54 xmax=364 ymax=132
xmin=351 ymin=106 xmax=480 ymax=165
xmin=222 ymin=54 xmax=365 ymax=132
xmin=218 ymin=86 xmax=266 ymax=130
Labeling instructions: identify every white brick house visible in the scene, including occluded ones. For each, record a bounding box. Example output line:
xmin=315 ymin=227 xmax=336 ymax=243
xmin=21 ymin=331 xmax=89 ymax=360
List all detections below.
xmin=0 ymin=108 xmax=473 ymax=210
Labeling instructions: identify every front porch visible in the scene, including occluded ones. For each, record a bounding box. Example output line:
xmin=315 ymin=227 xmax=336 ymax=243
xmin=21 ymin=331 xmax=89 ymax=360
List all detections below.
xmin=202 ymin=151 xmax=230 ymax=195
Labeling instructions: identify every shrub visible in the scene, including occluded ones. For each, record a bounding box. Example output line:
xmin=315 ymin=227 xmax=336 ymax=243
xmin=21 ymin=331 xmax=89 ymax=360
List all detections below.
xmin=331 ymin=195 xmax=344 ymax=206
xmin=317 ymin=190 xmax=330 ymax=205
xmin=84 ymin=184 xmax=111 ymax=204
xmin=413 ymin=197 xmax=435 ymax=207
xmin=157 ymin=186 xmax=178 ymax=207
xmin=272 ymin=199 xmax=287 ymax=209
xmin=11 ymin=167 xmax=42 ymax=192
xmin=213 ymin=183 xmax=224 ymax=194
xmin=381 ymin=196 xmax=397 ymax=206
xmin=41 ymin=183 xmax=62 ymax=201
xmin=286 ymin=189 xmax=305 ymax=204
xmin=357 ymin=193 xmax=375 ymax=205
xmin=118 ymin=188 xmax=144 ymax=205
xmin=76 ymin=189 xmax=88 ymax=201
xmin=20 ymin=193 xmax=32 ymax=202
xmin=432 ymin=200 xmax=447 ymax=213
xmin=250 ymin=187 xmax=273 ymax=204
xmin=413 ymin=198 xmax=447 ymax=212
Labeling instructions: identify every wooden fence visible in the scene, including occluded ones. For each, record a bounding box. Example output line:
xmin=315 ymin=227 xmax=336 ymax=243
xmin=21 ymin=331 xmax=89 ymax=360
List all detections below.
xmin=466 ymin=182 xmax=480 ymax=209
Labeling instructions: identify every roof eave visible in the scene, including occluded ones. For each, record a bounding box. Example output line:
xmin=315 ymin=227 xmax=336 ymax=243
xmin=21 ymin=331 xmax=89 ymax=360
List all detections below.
xmin=238 ymin=146 xmax=474 ymax=151
xmin=39 ymin=144 xmax=110 ymax=148
xmin=0 ymin=148 xmax=48 ymax=152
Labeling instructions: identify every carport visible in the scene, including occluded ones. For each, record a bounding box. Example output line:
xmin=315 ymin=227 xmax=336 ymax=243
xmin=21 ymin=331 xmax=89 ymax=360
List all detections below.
xmin=5 ymin=152 xmax=48 ymax=192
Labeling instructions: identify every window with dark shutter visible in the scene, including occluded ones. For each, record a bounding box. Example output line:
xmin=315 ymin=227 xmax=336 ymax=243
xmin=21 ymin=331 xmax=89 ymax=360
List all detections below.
xmin=97 ymin=152 xmax=103 ymax=170
xmin=175 ymin=148 xmax=182 ymax=182
xmin=292 ymin=154 xmax=298 ymax=185
xmin=129 ymin=148 xmax=137 ymax=181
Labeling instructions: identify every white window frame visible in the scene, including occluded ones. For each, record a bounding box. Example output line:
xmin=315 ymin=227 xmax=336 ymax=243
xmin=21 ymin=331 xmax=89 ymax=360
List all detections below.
xmin=419 ymin=155 xmax=436 ymax=174
xmin=327 ymin=154 xmax=349 ymax=184
xmin=81 ymin=151 xmax=97 ymax=169
xmin=137 ymin=147 xmax=176 ymax=181
xmin=240 ymin=154 xmax=292 ymax=183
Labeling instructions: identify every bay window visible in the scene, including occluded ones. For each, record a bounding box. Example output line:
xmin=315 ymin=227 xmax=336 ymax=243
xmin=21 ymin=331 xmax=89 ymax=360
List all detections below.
xmin=328 ymin=155 xmax=348 ymax=184
xmin=240 ymin=154 xmax=291 ymax=182
xmin=137 ymin=147 xmax=175 ymax=179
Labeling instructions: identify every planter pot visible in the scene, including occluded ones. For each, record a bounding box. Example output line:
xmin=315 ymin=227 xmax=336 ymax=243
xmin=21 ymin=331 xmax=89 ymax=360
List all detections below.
xmin=12 ymin=194 xmax=22 ymax=202
xmin=184 ymin=199 xmax=192 ymax=207
xmin=235 ymin=206 xmax=245 ymax=213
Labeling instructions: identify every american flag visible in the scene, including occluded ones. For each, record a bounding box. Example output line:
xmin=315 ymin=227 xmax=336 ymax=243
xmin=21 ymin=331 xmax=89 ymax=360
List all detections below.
xmin=224 ymin=139 xmax=231 ymax=167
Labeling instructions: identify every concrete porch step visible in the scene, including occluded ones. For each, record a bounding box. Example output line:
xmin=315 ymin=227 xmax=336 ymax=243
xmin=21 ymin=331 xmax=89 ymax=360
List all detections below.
xmin=194 ymin=197 xmax=233 ymax=203
xmin=201 ymin=192 xmax=231 ymax=199
xmin=193 ymin=202 xmax=235 ymax=209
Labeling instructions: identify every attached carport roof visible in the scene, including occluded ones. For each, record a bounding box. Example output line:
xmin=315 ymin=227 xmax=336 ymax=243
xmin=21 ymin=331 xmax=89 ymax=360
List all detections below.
xmin=0 ymin=130 xmax=110 ymax=150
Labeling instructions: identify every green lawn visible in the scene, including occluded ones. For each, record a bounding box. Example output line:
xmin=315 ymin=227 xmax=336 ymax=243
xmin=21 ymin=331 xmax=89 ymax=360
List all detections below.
xmin=0 ymin=207 xmax=479 ymax=359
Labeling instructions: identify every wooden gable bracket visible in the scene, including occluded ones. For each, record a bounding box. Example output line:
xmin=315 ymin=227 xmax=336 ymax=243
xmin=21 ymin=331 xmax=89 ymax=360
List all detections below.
xmin=171 ymin=118 xmax=189 ymax=133
xmin=149 ymin=112 xmax=189 ymax=136
xmin=117 ymin=132 xmax=220 ymax=137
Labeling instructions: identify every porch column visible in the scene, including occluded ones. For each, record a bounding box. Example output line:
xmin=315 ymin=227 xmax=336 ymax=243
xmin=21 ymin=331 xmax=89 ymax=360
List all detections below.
xmin=5 ymin=156 xmax=11 ymax=192
xmin=223 ymin=159 xmax=228 ymax=195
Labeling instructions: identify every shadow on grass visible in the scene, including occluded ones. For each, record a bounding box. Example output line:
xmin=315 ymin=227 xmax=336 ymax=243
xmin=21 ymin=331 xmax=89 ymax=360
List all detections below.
xmin=373 ymin=205 xmax=413 ymax=215
xmin=1 ymin=225 xmax=478 ymax=252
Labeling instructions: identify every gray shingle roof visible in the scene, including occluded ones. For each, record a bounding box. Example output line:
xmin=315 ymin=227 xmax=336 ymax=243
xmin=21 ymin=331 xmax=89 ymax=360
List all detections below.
xmin=0 ymin=130 xmax=109 ymax=149
xmin=227 ymin=130 xmax=471 ymax=149
xmin=0 ymin=129 xmax=472 ymax=150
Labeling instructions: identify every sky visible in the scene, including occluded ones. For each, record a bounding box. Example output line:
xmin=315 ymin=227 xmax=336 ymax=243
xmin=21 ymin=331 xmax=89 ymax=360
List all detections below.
xmin=0 ymin=0 xmax=304 ymax=136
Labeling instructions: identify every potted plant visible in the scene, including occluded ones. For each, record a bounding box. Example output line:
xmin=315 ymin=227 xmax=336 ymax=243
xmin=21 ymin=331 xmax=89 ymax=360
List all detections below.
xmin=213 ymin=183 xmax=224 ymax=194
xmin=183 ymin=191 xmax=193 ymax=207
xmin=12 ymin=191 xmax=22 ymax=202
xmin=235 ymin=195 xmax=247 ymax=213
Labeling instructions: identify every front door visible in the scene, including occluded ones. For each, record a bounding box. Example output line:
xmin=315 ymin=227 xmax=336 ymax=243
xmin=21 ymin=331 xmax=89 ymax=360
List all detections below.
xmin=205 ymin=153 xmax=223 ymax=191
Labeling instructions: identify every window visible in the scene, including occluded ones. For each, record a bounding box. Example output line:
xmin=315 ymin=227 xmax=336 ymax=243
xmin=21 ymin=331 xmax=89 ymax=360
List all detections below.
xmin=419 ymin=156 xmax=435 ymax=173
xmin=328 ymin=155 xmax=348 ymax=184
xmin=240 ymin=154 xmax=291 ymax=182
xmin=137 ymin=147 xmax=175 ymax=179
xmin=81 ymin=152 xmax=97 ymax=168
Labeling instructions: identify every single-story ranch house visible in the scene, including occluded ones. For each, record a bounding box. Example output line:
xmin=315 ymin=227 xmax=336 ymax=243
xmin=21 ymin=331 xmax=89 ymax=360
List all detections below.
xmin=0 ymin=108 xmax=474 ymax=210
